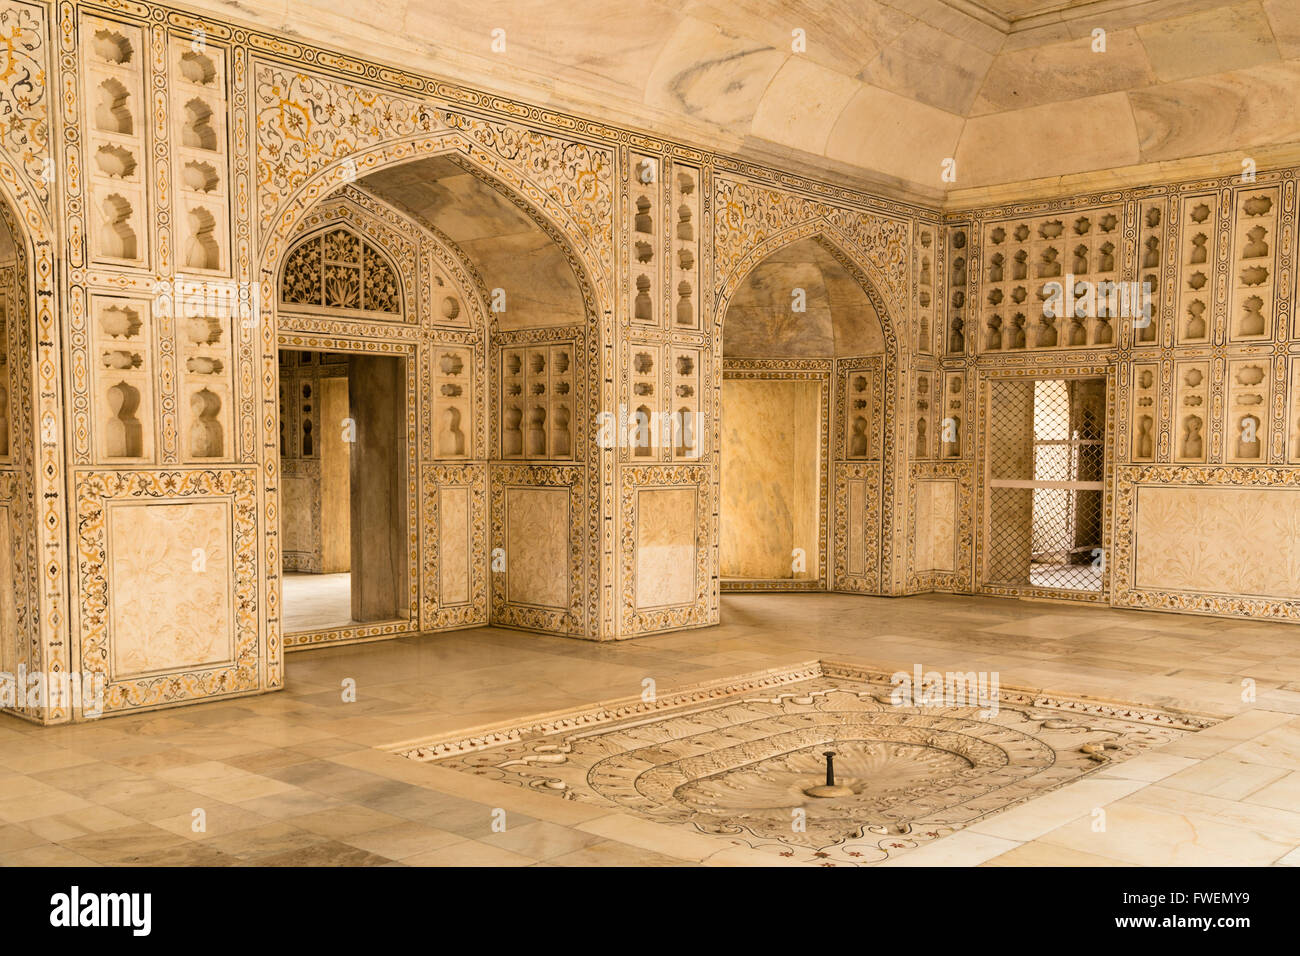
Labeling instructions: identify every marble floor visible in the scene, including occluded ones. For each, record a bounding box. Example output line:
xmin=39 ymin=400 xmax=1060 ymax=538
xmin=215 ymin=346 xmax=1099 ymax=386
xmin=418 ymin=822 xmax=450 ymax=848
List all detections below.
xmin=283 ymin=572 xmax=355 ymax=633
xmin=2 ymin=592 xmax=1299 ymax=867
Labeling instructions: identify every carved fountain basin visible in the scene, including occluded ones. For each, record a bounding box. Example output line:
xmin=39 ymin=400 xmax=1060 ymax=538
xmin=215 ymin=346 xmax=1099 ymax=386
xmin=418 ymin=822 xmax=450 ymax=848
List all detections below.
xmin=386 ymin=660 xmax=1216 ymax=865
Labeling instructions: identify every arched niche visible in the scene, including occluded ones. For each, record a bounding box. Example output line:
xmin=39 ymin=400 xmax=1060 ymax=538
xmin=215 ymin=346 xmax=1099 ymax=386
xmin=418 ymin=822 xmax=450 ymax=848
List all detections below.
xmin=265 ymin=145 xmax=605 ymax=647
xmin=0 ymin=192 xmax=44 ymax=721
xmin=719 ymin=234 xmax=894 ymax=595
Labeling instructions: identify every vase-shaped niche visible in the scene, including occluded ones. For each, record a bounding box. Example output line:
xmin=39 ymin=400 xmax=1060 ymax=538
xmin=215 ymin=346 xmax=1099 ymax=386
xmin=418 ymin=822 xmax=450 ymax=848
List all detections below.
xmin=634 ymin=275 xmax=652 ymax=321
xmin=1068 ymin=317 xmax=1086 ymax=346
xmin=1237 ymin=415 xmax=1261 ymax=459
xmin=438 ymin=407 xmax=465 ymax=456
xmin=676 ymin=281 xmax=693 ymax=325
xmin=1240 ymin=296 xmax=1265 ymax=336
xmin=503 ymin=406 xmax=523 ymax=456
xmin=947 ymin=318 xmax=964 ymax=355
xmin=552 ymin=404 xmax=571 ymax=458
xmin=674 ymin=408 xmax=693 ymax=457
xmin=105 ymin=382 xmax=143 ymax=457
xmin=526 ymin=406 xmax=547 ymax=457
xmin=189 ymin=388 xmax=223 ymax=458
xmin=1009 ymin=314 xmax=1026 ymax=349
xmin=1136 ymin=416 xmax=1153 ymax=459
xmin=676 ymin=204 xmax=693 ymax=241
xmin=633 ymin=404 xmax=652 ymax=457
xmin=1181 ymin=415 xmax=1203 ymax=459
xmin=1037 ymin=316 xmax=1057 ymax=348
xmin=1142 ymin=236 xmax=1160 ymax=269
xmin=850 ymin=416 xmax=868 ymax=458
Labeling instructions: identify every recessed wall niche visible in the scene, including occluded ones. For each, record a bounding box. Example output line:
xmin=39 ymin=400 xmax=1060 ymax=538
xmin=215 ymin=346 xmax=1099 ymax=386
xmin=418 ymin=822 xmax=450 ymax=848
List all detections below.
xmin=1225 ymin=359 xmax=1270 ymax=463
xmin=941 ymin=372 xmax=964 ymax=459
xmin=670 ymin=348 xmax=700 ymax=459
xmin=916 ymin=228 xmax=935 ymax=354
xmin=628 ymin=345 xmax=659 ymax=459
xmin=434 ymin=348 xmax=472 ymax=459
xmin=1172 ymin=360 xmax=1210 ymax=463
xmin=945 ymin=225 xmax=968 ymax=356
xmin=171 ymin=38 xmax=231 ymax=275
xmin=914 ymin=373 xmax=932 ymax=459
xmin=978 ymin=209 xmax=1122 ymax=353
xmin=670 ymin=162 xmax=701 ymax=329
xmin=82 ymin=16 xmax=148 ymax=267
xmin=90 ymin=296 xmax=155 ymax=462
xmin=1228 ymin=187 xmax=1279 ymax=342
xmin=1176 ymin=194 xmax=1218 ymax=345
xmin=1134 ymin=199 xmax=1165 ymax=346
xmin=500 ymin=343 xmax=575 ymax=461
xmin=629 ymin=152 xmax=661 ymax=326
xmin=844 ymin=368 xmax=874 ymax=461
xmin=176 ymin=286 xmax=235 ymax=461
xmin=1130 ymin=363 xmax=1159 ymax=462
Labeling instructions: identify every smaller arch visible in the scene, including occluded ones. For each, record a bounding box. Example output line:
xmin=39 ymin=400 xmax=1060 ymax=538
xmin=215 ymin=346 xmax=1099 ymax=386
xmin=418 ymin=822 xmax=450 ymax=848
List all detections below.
xmin=278 ymin=224 xmax=405 ymax=316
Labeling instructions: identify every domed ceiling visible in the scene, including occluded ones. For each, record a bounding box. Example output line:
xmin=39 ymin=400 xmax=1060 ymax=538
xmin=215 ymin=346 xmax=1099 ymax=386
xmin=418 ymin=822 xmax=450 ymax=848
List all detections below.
xmin=198 ymin=0 xmax=1299 ymax=200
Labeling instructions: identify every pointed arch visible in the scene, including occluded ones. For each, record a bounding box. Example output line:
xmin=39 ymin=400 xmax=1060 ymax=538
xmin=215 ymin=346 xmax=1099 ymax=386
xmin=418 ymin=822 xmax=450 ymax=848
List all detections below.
xmin=714 ymin=221 xmax=907 ymax=597
xmin=0 ymin=162 xmax=69 ymax=722
xmin=716 ymin=220 xmax=901 ymax=355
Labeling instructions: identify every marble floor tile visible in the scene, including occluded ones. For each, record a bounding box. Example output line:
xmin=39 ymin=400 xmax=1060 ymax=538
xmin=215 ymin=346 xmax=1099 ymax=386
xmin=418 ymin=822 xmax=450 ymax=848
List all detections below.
xmin=2 ymin=593 xmax=1297 ymax=867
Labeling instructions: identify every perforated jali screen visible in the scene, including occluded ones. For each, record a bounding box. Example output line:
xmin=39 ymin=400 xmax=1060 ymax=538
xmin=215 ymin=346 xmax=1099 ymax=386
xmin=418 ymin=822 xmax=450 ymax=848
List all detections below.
xmin=985 ymin=378 xmax=1105 ymax=592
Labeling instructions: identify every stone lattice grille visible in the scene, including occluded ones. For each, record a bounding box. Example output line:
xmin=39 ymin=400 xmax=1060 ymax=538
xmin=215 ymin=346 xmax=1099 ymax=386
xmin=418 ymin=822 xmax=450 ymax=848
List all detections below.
xmin=986 ymin=378 xmax=1105 ymax=592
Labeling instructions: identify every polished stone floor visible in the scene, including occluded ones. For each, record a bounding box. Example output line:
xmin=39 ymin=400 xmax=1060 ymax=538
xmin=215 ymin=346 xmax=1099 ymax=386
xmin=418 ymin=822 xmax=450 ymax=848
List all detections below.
xmin=283 ymin=572 xmax=354 ymax=633
xmin=2 ymin=593 xmax=1299 ymax=866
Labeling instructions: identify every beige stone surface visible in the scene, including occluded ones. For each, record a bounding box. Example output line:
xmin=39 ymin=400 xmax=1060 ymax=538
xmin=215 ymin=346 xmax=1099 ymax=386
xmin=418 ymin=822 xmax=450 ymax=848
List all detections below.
xmin=750 ymin=57 xmax=861 ymax=156
xmin=319 ymin=377 xmax=351 ymax=574
xmin=280 ymin=475 xmax=316 ymax=555
xmin=360 ymin=158 xmax=585 ymax=330
xmin=438 ymin=486 xmax=471 ymax=607
xmin=635 ymin=487 xmax=698 ymax=609
xmin=724 ymin=238 xmax=884 ymax=358
xmin=1264 ymin=0 xmax=1300 ymax=59
xmin=1136 ymin=2 xmax=1279 ymax=83
xmin=956 ymin=92 xmax=1142 ymax=187
xmin=914 ymin=479 xmax=957 ymax=574
xmin=1129 ymin=61 xmax=1300 ymax=163
xmin=1135 ymin=485 xmax=1300 ymax=598
xmin=859 ymin=18 xmax=993 ymax=115
xmin=721 ymin=380 xmax=821 ymax=580
xmin=108 ymin=501 xmax=234 ymax=677
xmin=506 ymin=487 xmax=569 ymax=609
xmin=167 ymin=0 xmax=1300 ymax=193
xmin=971 ymin=30 xmax=1156 ymax=115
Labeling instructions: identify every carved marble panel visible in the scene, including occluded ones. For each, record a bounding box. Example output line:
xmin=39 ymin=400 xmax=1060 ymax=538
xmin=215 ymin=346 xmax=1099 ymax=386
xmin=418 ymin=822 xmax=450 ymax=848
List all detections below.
xmin=107 ymin=499 xmax=235 ymax=677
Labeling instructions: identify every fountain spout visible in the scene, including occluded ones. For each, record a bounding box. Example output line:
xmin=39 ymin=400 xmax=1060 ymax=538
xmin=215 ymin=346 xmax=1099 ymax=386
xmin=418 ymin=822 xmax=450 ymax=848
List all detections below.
xmin=803 ymin=748 xmax=853 ymax=799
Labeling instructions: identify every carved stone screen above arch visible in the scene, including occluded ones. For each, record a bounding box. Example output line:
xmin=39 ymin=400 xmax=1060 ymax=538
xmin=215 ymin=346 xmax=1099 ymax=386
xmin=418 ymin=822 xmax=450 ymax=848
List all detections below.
xmin=280 ymin=227 xmax=403 ymax=315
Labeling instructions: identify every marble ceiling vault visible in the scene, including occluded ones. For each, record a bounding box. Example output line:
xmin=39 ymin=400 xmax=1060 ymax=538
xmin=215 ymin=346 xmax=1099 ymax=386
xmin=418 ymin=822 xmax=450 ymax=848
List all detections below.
xmin=0 ymin=0 xmax=1297 ymax=727
xmin=173 ymin=0 xmax=1300 ymax=198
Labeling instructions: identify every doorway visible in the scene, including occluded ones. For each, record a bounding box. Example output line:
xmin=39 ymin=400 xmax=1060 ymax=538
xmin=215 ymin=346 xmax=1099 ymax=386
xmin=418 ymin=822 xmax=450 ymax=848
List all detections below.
xmin=720 ymin=373 xmax=826 ymax=587
xmin=279 ymin=349 xmax=409 ymax=631
xmin=984 ymin=377 xmax=1106 ymax=593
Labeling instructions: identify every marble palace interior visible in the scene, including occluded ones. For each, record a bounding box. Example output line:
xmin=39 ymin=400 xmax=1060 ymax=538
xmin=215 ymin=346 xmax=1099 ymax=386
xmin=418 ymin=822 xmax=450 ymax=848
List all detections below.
xmin=1 ymin=0 xmax=1300 ymax=871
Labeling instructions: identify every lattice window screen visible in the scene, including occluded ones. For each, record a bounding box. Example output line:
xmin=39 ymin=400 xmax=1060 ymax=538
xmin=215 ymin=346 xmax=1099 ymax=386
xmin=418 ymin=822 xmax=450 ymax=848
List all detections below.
xmin=986 ymin=378 xmax=1105 ymax=592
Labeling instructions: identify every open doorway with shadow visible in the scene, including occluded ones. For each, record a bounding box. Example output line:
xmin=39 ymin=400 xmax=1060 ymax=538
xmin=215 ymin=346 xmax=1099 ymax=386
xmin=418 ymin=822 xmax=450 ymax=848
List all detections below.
xmin=278 ymin=348 xmax=409 ymax=633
